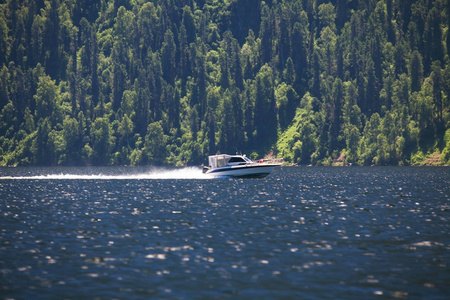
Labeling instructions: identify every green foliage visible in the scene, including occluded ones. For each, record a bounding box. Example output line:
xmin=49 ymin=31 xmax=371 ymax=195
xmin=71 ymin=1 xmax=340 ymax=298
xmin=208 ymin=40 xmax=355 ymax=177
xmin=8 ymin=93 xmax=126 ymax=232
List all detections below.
xmin=410 ymin=150 xmax=425 ymax=166
xmin=0 ymin=0 xmax=449 ymax=166
xmin=277 ymin=93 xmax=321 ymax=165
xmin=143 ymin=122 xmax=167 ymax=165
xmin=442 ymin=129 xmax=450 ymax=164
xmin=91 ymin=117 xmax=113 ymax=165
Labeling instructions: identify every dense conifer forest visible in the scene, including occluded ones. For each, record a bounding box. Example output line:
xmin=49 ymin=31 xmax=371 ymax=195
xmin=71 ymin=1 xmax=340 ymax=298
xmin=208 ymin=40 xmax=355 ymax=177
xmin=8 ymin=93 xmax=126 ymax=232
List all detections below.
xmin=0 ymin=0 xmax=449 ymax=166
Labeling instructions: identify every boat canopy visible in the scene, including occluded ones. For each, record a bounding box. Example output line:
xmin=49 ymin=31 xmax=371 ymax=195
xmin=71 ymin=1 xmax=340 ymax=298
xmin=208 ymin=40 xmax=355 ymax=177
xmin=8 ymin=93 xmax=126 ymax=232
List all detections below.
xmin=208 ymin=154 xmax=232 ymax=169
xmin=208 ymin=154 xmax=253 ymax=168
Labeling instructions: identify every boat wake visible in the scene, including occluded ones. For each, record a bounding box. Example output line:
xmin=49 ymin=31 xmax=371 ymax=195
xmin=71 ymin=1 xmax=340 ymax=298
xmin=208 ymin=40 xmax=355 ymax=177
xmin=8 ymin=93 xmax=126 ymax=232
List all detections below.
xmin=0 ymin=167 xmax=210 ymax=180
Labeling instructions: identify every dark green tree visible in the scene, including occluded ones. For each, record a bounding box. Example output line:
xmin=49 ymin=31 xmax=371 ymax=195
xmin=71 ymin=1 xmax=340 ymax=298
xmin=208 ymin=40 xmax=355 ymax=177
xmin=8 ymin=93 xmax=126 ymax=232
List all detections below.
xmin=144 ymin=121 xmax=166 ymax=165
xmin=91 ymin=117 xmax=113 ymax=165
xmin=62 ymin=116 xmax=82 ymax=165
xmin=254 ymin=65 xmax=277 ymax=151
xmin=410 ymin=50 xmax=424 ymax=93
xmin=161 ymin=29 xmax=176 ymax=85
xmin=34 ymin=118 xmax=54 ymax=165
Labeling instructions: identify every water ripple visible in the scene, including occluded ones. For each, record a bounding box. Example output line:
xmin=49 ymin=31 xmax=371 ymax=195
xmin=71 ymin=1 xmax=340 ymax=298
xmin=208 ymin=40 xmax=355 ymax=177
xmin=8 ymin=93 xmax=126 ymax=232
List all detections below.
xmin=0 ymin=166 xmax=449 ymax=299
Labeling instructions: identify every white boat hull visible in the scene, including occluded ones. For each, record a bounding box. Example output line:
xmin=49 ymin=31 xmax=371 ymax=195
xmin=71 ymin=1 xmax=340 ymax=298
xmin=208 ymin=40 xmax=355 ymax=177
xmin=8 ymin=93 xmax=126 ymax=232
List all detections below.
xmin=204 ymin=164 xmax=280 ymax=178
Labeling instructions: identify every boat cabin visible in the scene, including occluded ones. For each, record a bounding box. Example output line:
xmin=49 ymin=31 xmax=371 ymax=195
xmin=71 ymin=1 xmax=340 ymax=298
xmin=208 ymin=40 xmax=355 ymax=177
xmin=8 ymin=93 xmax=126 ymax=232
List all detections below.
xmin=208 ymin=154 xmax=252 ymax=169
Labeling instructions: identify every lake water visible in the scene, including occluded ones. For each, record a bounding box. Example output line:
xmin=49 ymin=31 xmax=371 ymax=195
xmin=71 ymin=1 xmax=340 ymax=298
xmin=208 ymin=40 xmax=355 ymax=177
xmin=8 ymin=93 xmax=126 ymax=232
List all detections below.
xmin=0 ymin=166 xmax=449 ymax=299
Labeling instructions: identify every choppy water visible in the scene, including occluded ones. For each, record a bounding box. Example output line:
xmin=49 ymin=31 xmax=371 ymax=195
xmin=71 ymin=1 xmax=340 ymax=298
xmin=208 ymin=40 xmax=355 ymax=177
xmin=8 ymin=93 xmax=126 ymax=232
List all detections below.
xmin=0 ymin=166 xmax=449 ymax=299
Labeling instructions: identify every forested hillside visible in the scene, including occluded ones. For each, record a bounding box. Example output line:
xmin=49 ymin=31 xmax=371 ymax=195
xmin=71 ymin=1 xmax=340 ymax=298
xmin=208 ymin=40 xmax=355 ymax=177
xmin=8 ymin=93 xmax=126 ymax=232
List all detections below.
xmin=1 ymin=0 xmax=449 ymax=166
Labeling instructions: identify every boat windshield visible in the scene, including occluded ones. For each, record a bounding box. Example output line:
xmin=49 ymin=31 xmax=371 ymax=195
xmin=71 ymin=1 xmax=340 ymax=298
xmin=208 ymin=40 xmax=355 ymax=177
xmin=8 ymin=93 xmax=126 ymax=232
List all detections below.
xmin=228 ymin=156 xmax=247 ymax=164
xmin=243 ymin=157 xmax=253 ymax=163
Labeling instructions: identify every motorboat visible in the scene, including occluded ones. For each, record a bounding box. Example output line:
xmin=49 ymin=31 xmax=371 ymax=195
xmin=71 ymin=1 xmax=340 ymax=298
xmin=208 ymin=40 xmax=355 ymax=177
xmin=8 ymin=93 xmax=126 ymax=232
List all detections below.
xmin=202 ymin=154 xmax=281 ymax=178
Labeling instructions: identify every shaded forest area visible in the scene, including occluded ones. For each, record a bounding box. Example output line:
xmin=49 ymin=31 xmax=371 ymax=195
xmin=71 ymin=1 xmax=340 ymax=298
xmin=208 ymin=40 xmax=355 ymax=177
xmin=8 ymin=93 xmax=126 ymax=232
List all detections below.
xmin=0 ymin=0 xmax=449 ymax=166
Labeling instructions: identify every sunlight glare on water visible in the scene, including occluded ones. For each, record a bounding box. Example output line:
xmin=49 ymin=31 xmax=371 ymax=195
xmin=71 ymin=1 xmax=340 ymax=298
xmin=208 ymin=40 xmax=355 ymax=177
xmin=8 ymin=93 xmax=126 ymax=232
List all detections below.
xmin=1 ymin=166 xmax=449 ymax=299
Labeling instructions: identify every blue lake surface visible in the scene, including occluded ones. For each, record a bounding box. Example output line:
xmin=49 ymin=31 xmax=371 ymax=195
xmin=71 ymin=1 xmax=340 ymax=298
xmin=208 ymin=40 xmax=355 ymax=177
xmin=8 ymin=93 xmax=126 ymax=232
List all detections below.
xmin=0 ymin=166 xmax=449 ymax=299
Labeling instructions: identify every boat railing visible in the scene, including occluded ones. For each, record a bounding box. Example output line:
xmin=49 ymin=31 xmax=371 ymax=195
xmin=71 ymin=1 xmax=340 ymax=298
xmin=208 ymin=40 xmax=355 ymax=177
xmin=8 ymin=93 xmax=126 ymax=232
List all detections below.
xmin=256 ymin=158 xmax=284 ymax=164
